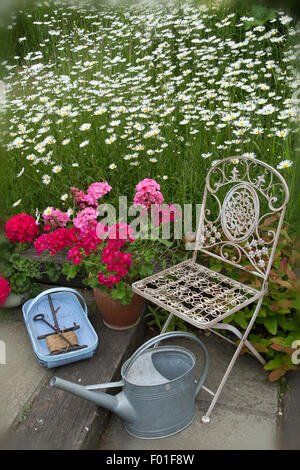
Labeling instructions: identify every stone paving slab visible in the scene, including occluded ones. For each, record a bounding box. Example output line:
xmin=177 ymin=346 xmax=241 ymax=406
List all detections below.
xmin=99 ymin=332 xmax=280 ymax=450
xmin=0 ymin=317 xmax=49 ymax=443
xmin=99 ymin=404 xmax=278 ymax=450
xmin=0 ymin=286 xmax=146 ymax=450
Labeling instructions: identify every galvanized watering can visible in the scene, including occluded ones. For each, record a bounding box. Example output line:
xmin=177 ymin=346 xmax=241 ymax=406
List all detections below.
xmin=50 ymin=331 xmax=209 ymax=439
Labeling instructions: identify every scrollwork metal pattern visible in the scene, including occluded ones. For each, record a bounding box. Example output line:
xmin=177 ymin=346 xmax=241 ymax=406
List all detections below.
xmin=221 ymin=183 xmax=259 ymax=242
xmin=196 ymin=157 xmax=289 ymax=278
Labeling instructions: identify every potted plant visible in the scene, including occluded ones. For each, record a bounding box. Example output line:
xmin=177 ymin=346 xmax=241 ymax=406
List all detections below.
xmin=0 ymin=214 xmax=41 ymax=307
xmin=34 ymin=220 xmax=155 ymax=329
xmin=82 ymin=223 xmax=154 ymax=330
xmin=32 ymin=178 xmax=179 ymax=329
xmin=0 ymin=212 xmax=64 ymax=308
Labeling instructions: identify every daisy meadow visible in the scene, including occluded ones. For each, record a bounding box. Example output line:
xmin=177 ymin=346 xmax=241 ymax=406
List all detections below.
xmin=0 ymin=0 xmax=297 ymax=226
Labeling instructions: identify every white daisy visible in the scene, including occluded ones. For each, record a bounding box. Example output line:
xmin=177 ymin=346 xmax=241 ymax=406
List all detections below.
xmin=12 ymin=199 xmax=22 ymax=207
xmin=52 ymin=165 xmax=62 ymax=173
xmin=105 ymin=135 xmax=116 ymax=144
xmin=277 ymin=160 xmax=293 ymax=169
xmin=16 ymin=167 xmax=25 ymax=177
xmin=79 ymin=123 xmax=91 ymax=131
xmin=43 ymin=206 xmax=53 ymax=215
xmin=276 ymin=129 xmax=289 ymax=138
xmin=42 ymin=175 xmax=51 ymax=185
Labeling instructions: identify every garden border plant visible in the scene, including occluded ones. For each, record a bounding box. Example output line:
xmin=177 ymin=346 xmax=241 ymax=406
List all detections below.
xmin=145 ymin=218 xmax=300 ymax=383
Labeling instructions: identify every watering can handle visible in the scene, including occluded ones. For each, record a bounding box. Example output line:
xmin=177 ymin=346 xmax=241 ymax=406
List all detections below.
xmin=123 ymin=331 xmax=209 ymax=397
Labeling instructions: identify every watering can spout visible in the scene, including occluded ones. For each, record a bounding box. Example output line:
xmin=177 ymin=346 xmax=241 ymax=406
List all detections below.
xmin=50 ymin=376 xmax=136 ymax=423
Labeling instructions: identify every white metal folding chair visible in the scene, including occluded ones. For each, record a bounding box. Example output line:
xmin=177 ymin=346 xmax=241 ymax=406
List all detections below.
xmin=132 ymin=156 xmax=289 ymax=423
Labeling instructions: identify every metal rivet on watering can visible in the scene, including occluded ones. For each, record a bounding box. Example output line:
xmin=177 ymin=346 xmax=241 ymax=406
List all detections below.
xmin=50 ymin=331 xmax=209 ymax=439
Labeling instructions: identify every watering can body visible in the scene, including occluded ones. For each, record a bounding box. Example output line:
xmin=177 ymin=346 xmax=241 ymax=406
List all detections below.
xmin=50 ymin=331 xmax=209 ymax=439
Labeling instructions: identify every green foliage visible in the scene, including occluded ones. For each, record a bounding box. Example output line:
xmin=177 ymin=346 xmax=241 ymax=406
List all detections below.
xmin=79 ymin=242 xmax=158 ymax=305
xmin=213 ymin=225 xmax=300 ymax=382
xmin=110 ymin=282 xmax=134 ymax=305
xmin=244 ymin=5 xmax=277 ymax=29
xmin=0 ymin=235 xmax=62 ymax=297
xmin=44 ymin=260 xmax=61 ymax=282
xmin=145 ymin=304 xmax=191 ymax=333
xmin=9 ymin=272 xmax=32 ymax=294
xmin=62 ymin=262 xmax=80 ymax=281
xmin=18 ymin=404 xmax=31 ymax=423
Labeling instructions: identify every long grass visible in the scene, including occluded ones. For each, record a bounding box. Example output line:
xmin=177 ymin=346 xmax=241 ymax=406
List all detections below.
xmin=0 ymin=0 xmax=298 ymax=231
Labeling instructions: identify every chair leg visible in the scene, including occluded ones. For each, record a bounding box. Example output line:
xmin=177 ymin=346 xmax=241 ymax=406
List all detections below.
xmin=209 ymin=323 xmax=266 ymax=366
xmin=161 ymin=313 xmax=174 ymax=334
xmin=154 ymin=313 xmax=174 ymax=348
xmin=202 ymin=297 xmax=264 ymax=423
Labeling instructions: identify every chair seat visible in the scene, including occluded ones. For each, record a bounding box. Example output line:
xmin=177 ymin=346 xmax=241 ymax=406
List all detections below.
xmin=132 ymin=259 xmax=263 ymax=328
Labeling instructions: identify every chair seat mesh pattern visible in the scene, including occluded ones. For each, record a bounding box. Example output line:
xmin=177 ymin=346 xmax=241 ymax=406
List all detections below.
xmin=132 ymin=260 xmax=262 ymax=328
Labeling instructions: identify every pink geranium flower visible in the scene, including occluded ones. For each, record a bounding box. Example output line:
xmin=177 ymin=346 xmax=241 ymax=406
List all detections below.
xmin=43 ymin=207 xmax=70 ymax=228
xmin=133 ymin=178 xmax=164 ymax=210
xmin=70 ymin=182 xmax=112 ymax=208
xmin=73 ymin=207 xmax=98 ymax=231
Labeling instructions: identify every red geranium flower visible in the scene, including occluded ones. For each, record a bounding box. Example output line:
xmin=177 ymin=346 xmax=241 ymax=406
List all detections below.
xmin=0 ymin=277 xmax=11 ymax=306
xmin=5 ymin=213 xmax=39 ymax=243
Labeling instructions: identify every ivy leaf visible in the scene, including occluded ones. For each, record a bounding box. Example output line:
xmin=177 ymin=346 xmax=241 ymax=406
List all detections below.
xmin=128 ymin=265 xmax=138 ymax=277
xmin=86 ymin=276 xmax=100 ymax=288
xmin=1 ymin=264 xmax=14 ymax=278
xmin=9 ymin=273 xmax=31 ymax=294
xmin=9 ymin=253 xmax=21 ymax=264
xmin=110 ymin=283 xmax=133 ymax=305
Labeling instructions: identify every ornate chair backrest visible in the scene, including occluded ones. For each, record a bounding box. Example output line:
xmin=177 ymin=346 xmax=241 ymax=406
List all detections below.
xmin=193 ymin=156 xmax=289 ymax=286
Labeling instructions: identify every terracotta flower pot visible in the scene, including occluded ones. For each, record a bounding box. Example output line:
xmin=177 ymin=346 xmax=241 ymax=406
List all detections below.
xmin=93 ymin=288 xmax=145 ymax=330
